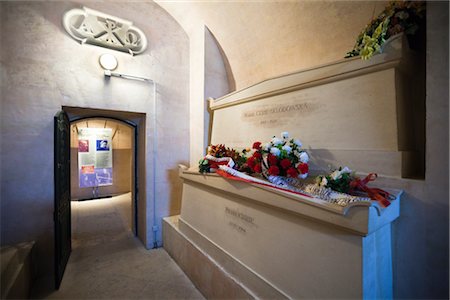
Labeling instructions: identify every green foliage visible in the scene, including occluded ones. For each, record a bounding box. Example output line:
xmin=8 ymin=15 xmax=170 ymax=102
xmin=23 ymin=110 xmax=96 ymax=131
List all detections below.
xmin=325 ymin=172 xmax=353 ymax=194
xmin=198 ymin=158 xmax=210 ymax=174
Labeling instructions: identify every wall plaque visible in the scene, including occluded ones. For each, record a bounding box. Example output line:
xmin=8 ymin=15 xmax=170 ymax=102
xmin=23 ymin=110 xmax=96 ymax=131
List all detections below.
xmin=63 ymin=7 xmax=147 ymax=55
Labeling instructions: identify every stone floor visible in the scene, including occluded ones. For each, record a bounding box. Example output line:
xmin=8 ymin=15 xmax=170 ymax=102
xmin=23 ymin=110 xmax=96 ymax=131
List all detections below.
xmin=40 ymin=193 xmax=204 ymax=299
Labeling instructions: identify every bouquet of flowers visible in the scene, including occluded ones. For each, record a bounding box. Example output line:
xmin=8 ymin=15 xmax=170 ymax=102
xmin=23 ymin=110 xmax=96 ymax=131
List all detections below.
xmin=316 ymin=166 xmax=355 ymax=194
xmin=345 ymin=1 xmax=425 ymax=60
xmin=246 ymin=132 xmax=309 ymax=180
xmin=315 ymin=166 xmax=392 ymax=207
xmin=199 ymin=144 xmax=249 ymax=173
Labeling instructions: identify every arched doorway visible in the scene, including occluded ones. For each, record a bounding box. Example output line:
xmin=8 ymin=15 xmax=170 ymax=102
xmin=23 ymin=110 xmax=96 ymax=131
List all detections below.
xmin=54 ymin=106 xmax=147 ymax=288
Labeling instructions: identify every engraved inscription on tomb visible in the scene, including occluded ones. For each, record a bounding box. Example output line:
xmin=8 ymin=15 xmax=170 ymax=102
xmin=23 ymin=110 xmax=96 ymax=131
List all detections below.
xmin=241 ymin=93 xmax=322 ymax=128
xmin=225 ymin=207 xmax=257 ymax=235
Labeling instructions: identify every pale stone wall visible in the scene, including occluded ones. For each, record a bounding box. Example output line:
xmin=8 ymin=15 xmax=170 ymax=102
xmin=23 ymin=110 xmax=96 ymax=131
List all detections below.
xmin=0 ymin=0 xmax=189 ymax=292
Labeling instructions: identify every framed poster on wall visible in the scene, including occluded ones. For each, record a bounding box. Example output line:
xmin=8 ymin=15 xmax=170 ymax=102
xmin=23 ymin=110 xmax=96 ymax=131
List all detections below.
xmin=77 ymin=128 xmax=113 ymax=188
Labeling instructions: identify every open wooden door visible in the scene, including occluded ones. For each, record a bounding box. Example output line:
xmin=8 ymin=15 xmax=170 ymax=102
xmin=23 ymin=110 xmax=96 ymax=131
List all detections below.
xmin=54 ymin=110 xmax=71 ymax=289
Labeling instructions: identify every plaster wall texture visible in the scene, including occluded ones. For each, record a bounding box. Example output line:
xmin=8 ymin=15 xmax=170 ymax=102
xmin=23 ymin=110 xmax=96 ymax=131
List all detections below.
xmin=157 ymin=0 xmax=389 ymax=91
xmin=0 ymin=0 xmax=189 ymax=290
xmin=159 ymin=1 xmax=449 ymax=298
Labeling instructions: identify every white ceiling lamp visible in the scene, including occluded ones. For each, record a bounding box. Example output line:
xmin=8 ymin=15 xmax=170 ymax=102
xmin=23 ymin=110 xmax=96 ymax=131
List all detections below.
xmin=99 ymin=53 xmax=118 ymax=71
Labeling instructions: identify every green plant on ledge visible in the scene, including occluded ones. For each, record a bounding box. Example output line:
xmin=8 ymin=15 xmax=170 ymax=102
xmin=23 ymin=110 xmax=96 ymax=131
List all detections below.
xmin=345 ymin=1 xmax=425 ymax=60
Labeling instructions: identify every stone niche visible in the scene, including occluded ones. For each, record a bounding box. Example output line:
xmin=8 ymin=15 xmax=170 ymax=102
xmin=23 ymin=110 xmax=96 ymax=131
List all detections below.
xmin=163 ymin=34 xmax=420 ymax=299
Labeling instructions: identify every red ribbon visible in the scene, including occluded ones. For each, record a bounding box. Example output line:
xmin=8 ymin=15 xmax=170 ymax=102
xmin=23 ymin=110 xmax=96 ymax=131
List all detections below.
xmin=349 ymin=173 xmax=391 ymax=207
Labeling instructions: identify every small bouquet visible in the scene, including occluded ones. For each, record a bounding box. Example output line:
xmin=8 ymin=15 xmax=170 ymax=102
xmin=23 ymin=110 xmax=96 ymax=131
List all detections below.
xmin=316 ymin=166 xmax=355 ymax=194
xmin=316 ymin=166 xmax=392 ymax=207
xmin=199 ymin=144 xmax=249 ymax=173
xmin=247 ymin=132 xmax=309 ymax=180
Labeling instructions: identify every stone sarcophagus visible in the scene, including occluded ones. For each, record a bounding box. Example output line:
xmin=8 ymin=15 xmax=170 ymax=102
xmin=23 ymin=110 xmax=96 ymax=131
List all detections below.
xmin=163 ymin=35 xmax=417 ymax=299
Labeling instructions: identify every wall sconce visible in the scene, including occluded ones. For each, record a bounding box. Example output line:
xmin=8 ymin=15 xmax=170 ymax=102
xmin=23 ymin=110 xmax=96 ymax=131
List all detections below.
xmin=99 ymin=53 xmax=153 ymax=83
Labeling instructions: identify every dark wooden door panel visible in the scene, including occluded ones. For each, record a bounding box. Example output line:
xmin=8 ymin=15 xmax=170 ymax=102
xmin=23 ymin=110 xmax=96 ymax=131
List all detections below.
xmin=54 ymin=111 xmax=71 ymax=289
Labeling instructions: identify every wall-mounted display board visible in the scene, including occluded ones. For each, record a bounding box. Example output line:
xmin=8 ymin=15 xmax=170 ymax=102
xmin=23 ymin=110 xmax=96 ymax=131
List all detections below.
xmin=78 ymin=128 xmax=113 ymax=188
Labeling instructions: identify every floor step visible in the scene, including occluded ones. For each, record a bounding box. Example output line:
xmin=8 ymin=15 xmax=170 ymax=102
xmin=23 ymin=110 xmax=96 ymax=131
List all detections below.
xmin=0 ymin=241 xmax=36 ymax=299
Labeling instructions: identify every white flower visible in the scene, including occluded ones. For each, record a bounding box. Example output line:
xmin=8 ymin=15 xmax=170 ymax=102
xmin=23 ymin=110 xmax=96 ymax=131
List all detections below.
xmin=330 ymin=167 xmax=352 ymax=180
xmin=293 ymin=139 xmax=302 ymax=148
xmin=299 ymin=152 xmax=309 ymax=163
xmin=263 ymin=143 xmax=271 ymax=151
xmin=320 ymin=176 xmax=328 ymax=187
xmin=270 ymin=147 xmax=281 ymax=157
xmin=330 ymin=170 xmax=342 ymax=180
xmin=271 ymin=137 xmax=283 ymax=146
xmin=281 ymin=132 xmax=289 ymax=139
xmin=341 ymin=166 xmax=352 ymax=174
xmin=298 ymin=173 xmax=308 ymax=179
xmin=282 ymin=145 xmax=292 ymax=153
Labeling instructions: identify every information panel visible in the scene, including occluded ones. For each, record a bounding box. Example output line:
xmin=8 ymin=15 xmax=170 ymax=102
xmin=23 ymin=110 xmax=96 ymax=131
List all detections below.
xmin=78 ymin=128 xmax=113 ymax=188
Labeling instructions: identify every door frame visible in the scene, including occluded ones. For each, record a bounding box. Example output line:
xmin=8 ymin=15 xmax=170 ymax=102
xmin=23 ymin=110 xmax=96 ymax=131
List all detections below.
xmin=62 ymin=106 xmax=147 ymax=241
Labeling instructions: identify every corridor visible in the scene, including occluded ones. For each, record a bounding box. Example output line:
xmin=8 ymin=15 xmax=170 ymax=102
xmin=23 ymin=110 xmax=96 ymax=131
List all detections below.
xmin=40 ymin=194 xmax=204 ymax=299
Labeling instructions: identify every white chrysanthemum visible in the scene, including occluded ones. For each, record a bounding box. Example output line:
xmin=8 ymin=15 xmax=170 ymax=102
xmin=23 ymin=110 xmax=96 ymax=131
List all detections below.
xmin=281 ymin=132 xmax=289 ymax=139
xmin=341 ymin=166 xmax=352 ymax=174
xmin=270 ymin=147 xmax=281 ymax=157
xmin=293 ymin=139 xmax=302 ymax=148
xmin=271 ymin=137 xmax=283 ymax=146
xmin=299 ymin=152 xmax=309 ymax=163
xmin=263 ymin=143 xmax=271 ymax=151
xmin=282 ymin=145 xmax=292 ymax=153
xmin=298 ymin=173 xmax=308 ymax=179
xmin=330 ymin=170 xmax=342 ymax=180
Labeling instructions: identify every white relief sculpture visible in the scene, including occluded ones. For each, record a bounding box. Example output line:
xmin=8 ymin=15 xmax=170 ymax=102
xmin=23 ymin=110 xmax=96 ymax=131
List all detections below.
xmin=63 ymin=7 xmax=147 ymax=55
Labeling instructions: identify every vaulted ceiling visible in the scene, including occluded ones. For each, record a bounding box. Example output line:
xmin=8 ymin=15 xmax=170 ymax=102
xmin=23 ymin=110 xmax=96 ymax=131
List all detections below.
xmin=157 ymin=0 xmax=388 ymax=90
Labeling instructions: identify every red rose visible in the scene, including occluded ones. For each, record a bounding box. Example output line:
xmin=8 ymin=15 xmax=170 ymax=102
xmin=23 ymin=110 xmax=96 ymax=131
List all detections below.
xmin=287 ymin=167 xmax=298 ymax=178
xmin=280 ymin=158 xmax=291 ymax=169
xmin=252 ymin=142 xmax=262 ymax=150
xmin=253 ymin=164 xmax=262 ymax=173
xmin=268 ymin=165 xmax=280 ymax=176
xmin=253 ymin=151 xmax=262 ymax=159
xmin=247 ymin=156 xmax=256 ymax=168
xmin=268 ymin=154 xmax=278 ymax=166
xmin=297 ymin=163 xmax=309 ymax=174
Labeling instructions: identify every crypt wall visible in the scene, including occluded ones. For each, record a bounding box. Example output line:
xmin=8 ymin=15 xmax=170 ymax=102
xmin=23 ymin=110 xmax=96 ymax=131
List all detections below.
xmin=0 ymin=0 xmax=190 ymax=291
